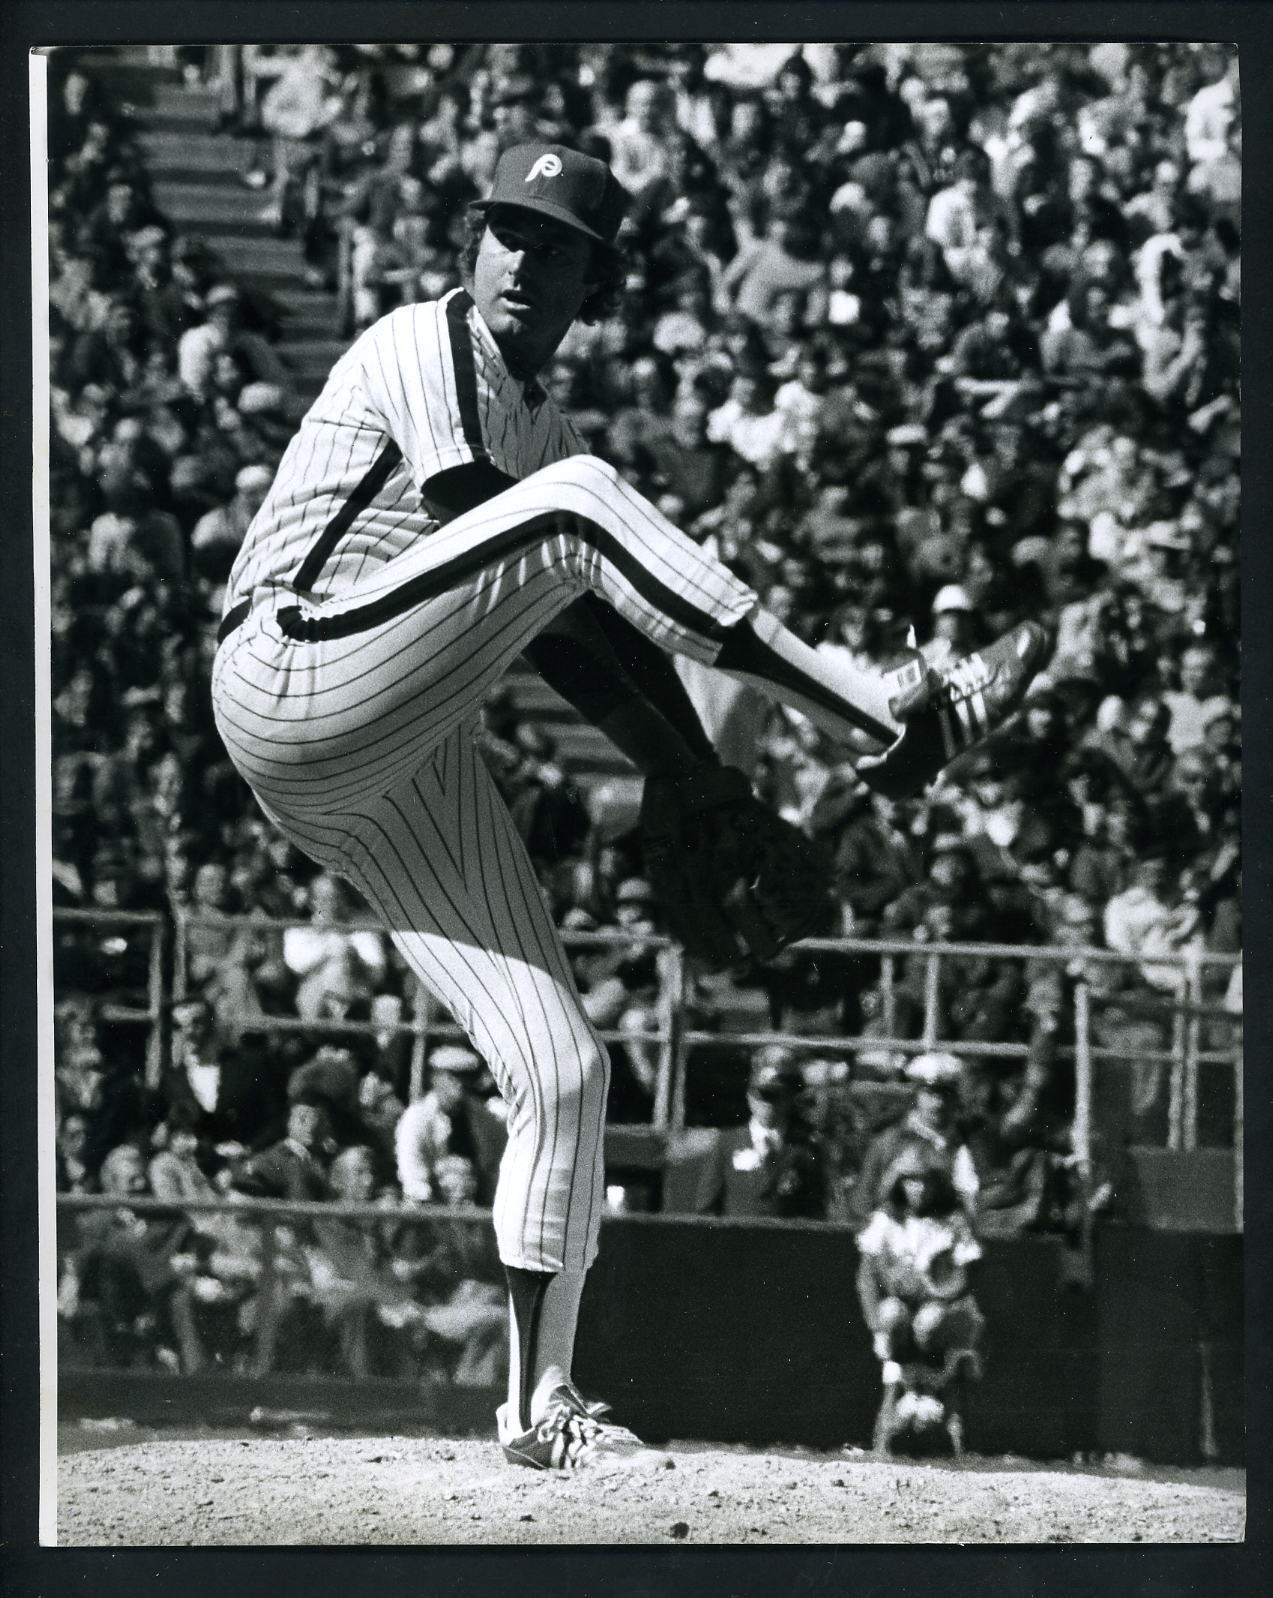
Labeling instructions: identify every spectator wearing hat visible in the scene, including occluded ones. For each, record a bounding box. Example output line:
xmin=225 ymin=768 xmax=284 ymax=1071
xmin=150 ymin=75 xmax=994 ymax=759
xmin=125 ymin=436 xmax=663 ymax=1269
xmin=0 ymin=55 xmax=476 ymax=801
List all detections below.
xmin=190 ymin=463 xmax=273 ymax=584
xmin=221 ymin=380 xmax=295 ymax=468
xmin=693 ymin=1046 xmax=829 ymax=1219
xmin=848 ymin=1052 xmax=980 ymax=1230
xmin=177 ymin=283 xmax=289 ymax=401
xmin=394 ymin=1045 xmax=507 ymax=1206
xmin=921 ymin=584 xmax=980 ymax=669
xmin=127 ymin=223 xmax=194 ymax=346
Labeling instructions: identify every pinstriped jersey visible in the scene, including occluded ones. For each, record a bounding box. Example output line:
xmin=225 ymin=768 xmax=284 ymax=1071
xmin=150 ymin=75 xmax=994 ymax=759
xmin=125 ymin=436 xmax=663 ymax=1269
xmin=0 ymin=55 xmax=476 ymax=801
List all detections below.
xmin=223 ymin=287 xmax=588 ymax=612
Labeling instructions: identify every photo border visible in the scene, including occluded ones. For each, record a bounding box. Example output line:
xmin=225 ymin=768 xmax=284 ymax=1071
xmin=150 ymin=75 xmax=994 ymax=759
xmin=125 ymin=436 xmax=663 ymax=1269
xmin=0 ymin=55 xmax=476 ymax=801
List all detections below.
xmin=3 ymin=3 xmax=1267 ymax=1595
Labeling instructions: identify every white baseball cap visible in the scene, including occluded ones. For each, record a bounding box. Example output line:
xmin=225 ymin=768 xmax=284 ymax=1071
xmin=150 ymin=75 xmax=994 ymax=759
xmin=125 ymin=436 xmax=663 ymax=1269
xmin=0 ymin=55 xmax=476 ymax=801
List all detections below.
xmin=907 ymin=1051 xmax=964 ymax=1087
xmin=932 ymin=584 xmax=974 ymax=614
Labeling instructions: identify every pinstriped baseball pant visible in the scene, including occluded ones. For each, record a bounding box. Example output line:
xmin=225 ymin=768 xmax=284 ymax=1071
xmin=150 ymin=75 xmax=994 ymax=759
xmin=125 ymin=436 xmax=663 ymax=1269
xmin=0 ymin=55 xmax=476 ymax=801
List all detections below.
xmin=211 ymin=455 xmax=756 ymax=1272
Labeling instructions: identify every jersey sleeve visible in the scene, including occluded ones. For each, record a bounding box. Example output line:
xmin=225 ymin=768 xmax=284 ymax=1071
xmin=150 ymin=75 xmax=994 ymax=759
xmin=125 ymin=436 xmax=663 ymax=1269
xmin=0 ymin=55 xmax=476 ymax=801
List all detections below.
xmin=358 ymin=297 xmax=490 ymax=489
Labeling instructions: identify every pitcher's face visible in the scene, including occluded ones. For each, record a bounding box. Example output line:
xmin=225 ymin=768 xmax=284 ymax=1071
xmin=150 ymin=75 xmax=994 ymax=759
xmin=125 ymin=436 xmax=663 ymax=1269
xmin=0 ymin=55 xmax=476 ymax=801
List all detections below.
xmin=473 ymin=208 xmax=597 ymax=378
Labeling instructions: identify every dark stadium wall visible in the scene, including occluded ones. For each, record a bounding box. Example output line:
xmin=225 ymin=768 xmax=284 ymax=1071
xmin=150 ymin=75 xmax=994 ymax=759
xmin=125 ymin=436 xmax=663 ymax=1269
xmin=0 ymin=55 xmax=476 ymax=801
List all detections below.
xmin=574 ymin=1219 xmax=1243 ymax=1465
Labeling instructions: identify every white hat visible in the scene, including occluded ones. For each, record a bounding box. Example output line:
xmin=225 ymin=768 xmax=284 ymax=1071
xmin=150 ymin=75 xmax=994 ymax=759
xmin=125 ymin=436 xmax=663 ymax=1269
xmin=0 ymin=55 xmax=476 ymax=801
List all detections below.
xmin=1095 ymin=695 xmax=1129 ymax=734
xmin=237 ymin=382 xmax=286 ymax=416
xmin=235 ymin=464 xmax=273 ymax=494
xmin=429 ymin=1044 xmax=482 ymax=1074
xmin=906 ymin=1051 xmax=964 ymax=1087
xmin=932 ymin=584 xmax=974 ymax=614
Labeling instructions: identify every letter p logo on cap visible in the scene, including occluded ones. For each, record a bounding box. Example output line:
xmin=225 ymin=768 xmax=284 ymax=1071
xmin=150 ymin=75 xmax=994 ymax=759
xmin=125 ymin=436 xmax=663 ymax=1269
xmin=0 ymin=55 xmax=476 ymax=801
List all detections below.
xmin=525 ymin=153 xmax=563 ymax=183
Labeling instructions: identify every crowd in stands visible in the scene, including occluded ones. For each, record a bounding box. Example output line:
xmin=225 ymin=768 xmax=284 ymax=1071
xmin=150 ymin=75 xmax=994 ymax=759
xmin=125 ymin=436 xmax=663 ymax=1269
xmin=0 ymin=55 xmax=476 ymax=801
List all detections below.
xmin=49 ymin=42 xmax=1241 ymax=1375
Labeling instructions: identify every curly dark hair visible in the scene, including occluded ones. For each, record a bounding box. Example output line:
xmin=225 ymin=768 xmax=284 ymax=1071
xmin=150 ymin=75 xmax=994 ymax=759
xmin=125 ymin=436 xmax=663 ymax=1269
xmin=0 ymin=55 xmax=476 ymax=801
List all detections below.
xmin=458 ymin=205 xmax=626 ymax=325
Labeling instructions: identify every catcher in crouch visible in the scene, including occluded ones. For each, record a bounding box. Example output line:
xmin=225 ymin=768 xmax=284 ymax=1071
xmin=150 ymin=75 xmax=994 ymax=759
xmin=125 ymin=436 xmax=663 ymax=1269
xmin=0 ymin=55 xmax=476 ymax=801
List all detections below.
xmin=211 ymin=141 xmax=1048 ymax=1471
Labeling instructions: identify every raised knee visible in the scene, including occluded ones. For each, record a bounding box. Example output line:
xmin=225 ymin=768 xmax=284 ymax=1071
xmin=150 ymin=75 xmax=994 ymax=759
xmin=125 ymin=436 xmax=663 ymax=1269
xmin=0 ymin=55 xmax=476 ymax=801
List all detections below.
xmin=566 ymin=454 xmax=619 ymax=491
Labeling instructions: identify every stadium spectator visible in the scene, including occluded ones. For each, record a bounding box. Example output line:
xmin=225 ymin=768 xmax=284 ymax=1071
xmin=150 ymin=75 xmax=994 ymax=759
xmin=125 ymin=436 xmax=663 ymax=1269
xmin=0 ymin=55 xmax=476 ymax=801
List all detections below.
xmin=177 ymin=283 xmax=289 ymax=401
xmin=1161 ymin=639 xmax=1232 ymax=755
xmin=693 ymin=1046 xmax=830 ymax=1219
xmin=157 ymin=995 xmax=286 ymax=1155
xmin=282 ymin=871 xmax=387 ymax=1025
xmin=394 ymin=1045 xmax=508 ymax=1206
xmin=48 ymin=42 xmax=1242 ymax=1281
xmin=1102 ymin=850 xmax=1205 ymax=996
xmin=190 ymin=463 xmax=273 ymax=584
xmin=856 ymin=1160 xmax=984 ymax=1455
xmin=64 ymin=1142 xmax=204 ymax=1372
xmin=230 ymin=1092 xmax=334 ymax=1201
xmin=849 ymin=1052 xmax=980 ymax=1229
xmin=304 ymin=1143 xmax=428 ymax=1377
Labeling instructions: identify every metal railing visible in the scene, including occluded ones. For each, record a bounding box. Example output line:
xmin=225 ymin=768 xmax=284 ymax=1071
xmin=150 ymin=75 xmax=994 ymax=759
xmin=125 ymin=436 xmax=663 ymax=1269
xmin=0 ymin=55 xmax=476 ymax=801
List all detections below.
xmin=53 ymin=907 xmax=168 ymax=1085
xmin=168 ymin=909 xmax=1240 ymax=1151
xmin=55 ymin=1191 xmax=501 ymax=1382
xmin=54 ymin=905 xmax=1241 ymax=1221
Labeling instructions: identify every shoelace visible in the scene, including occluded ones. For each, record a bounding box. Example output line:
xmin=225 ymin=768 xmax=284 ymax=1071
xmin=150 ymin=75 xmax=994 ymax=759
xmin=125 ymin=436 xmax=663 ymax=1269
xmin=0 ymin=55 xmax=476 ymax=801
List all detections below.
xmin=532 ymin=1400 xmax=597 ymax=1468
xmin=537 ymin=1399 xmax=645 ymax=1465
xmin=933 ymin=654 xmax=995 ymax=707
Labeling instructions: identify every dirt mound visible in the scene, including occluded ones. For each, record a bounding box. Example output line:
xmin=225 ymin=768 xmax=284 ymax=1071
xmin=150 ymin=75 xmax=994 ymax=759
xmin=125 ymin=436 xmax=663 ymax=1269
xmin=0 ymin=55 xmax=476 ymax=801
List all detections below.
xmin=55 ymin=1433 xmax=1245 ymax=1545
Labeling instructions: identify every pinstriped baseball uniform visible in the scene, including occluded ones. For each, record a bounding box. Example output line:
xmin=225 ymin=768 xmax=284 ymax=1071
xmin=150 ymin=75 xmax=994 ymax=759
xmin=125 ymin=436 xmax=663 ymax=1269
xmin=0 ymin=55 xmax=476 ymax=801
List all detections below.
xmin=211 ymin=287 xmax=758 ymax=1272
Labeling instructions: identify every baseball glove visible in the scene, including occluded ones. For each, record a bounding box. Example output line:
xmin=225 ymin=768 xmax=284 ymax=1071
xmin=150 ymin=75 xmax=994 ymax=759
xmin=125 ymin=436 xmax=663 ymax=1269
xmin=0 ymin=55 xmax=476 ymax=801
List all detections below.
xmin=639 ymin=764 xmax=832 ymax=969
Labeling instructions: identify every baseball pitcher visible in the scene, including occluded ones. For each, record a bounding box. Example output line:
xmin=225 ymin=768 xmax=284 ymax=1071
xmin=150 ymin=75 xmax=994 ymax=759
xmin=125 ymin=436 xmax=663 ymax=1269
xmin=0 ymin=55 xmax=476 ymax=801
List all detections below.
xmin=211 ymin=142 xmax=1047 ymax=1469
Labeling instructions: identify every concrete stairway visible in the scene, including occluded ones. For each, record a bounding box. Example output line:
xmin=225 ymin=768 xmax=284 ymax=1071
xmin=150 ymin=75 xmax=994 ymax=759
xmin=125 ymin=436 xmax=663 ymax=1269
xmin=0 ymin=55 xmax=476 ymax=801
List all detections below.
xmin=75 ymin=49 xmax=345 ymax=398
xmin=77 ymin=47 xmax=629 ymax=785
